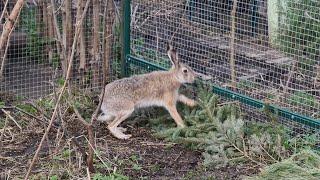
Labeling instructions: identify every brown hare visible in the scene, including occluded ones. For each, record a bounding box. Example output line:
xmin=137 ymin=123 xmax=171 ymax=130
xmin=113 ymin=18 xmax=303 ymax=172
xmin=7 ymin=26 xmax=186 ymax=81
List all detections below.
xmin=97 ymin=44 xmax=197 ymax=139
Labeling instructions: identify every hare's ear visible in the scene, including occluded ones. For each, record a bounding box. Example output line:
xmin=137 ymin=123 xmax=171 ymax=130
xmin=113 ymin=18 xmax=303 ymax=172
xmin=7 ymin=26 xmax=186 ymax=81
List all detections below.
xmin=167 ymin=44 xmax=179 ymax=68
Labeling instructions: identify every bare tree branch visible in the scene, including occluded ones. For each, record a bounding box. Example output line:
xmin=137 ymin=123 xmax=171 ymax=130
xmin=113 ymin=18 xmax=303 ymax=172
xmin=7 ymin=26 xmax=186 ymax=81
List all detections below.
xmin=24 ymin=1 xmax=91 ymax=178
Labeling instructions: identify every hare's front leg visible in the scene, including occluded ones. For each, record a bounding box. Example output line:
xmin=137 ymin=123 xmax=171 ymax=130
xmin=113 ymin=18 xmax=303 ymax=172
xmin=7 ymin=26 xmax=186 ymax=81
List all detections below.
xmin=107 ymin=109 xmax=134 ymax=140
xmin=178 ymin=94 xmax=197 ymax=107
xmin=165 ymin=100 xmax=186 ymax=128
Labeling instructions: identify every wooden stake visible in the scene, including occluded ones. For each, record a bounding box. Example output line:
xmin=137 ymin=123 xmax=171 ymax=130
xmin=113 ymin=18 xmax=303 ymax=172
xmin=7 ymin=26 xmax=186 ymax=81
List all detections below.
xmin=230 ymin=0 xmax=238 ymax=89
xmin=92 ymin=0 xmax=101 ymax=86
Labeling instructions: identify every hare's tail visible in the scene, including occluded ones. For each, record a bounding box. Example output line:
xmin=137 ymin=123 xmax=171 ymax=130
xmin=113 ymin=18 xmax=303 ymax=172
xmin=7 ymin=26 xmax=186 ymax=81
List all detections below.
xmin=97 ymin=104 xmax=115 ymax=122
xmin=97 ymin=113 xmax=114 ymax=122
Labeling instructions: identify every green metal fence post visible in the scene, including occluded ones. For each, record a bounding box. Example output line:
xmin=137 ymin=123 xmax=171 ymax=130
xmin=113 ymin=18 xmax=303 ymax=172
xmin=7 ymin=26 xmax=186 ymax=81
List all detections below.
xmin=121 ymin=0 xmax=131 ymax=77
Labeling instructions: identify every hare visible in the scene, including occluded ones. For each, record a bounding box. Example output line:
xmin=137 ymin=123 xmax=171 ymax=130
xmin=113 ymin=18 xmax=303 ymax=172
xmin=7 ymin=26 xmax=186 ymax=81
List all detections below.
xmin=97 ymin=44 xmax=197 ymax=139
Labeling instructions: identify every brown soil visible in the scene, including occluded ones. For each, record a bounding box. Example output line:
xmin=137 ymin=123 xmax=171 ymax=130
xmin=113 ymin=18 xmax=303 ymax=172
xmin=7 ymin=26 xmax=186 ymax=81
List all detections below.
xmin=96 ymin=126 xmax=260 ymax=180
xmin=0 ymin=115 xmax=259 ymax=179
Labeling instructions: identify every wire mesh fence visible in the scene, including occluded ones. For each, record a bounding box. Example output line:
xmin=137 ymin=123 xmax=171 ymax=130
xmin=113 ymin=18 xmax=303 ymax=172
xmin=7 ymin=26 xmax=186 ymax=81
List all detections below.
xmin=0 ymin=0 xmax=122 ymax=99
xmin=1 ymin=0 xmax=320 ymax=132
xmin=1 ymin=1 xmax=320 ymax=177
xmin=129 ymin=0 xmax=320 ymax=131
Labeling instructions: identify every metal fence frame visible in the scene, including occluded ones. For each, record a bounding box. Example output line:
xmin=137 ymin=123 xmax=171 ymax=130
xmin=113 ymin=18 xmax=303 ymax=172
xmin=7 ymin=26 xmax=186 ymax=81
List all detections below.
xmin=121 ymin=0 xmax=320 ymax=130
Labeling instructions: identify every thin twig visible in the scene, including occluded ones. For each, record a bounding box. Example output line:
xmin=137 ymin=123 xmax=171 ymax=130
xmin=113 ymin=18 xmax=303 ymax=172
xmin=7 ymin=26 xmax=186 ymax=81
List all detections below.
xmin=80 ymin=0 xmax=109 ymax=171
xmin=63 ymin=0 xmax=106 ymax=172
xmin=230 ymin=141 xmax=264 ymax=166
xmin=259 ymin=144 xmax=278 ymax=163
xmin=67 ymin=101 xmax=90 ymax=127
xmin=54 ymin=0 xmax=66 ymax=14
xmin=0 ymin=0 xmax=9 ymax=23
xmin=1 ymin=109 xmax=22 ymax=130
xmin=86 ymin=167 xmax=91 ymax=179
xmin=28 ymin=90 xmax=87 ymax=161
xmin=84 ymin=136 xmax=112 ymax=173
xmin=51 ymin=70 xmax=65 ymax=126
xmin=101 ymin=0 xmax=108 ymax=77
xmin=0 ymin=0 xmax=24 ymax=49
xmin=156 ymin=27 xmax=159 ymax=61
xmin=313 ymin=64 xmax=320 ymax=86
xmin=218 ymin=101 xmax=240 ymax=106
xmin=71 ymin=0 xmax=110 ymax=172
xmin=169 ymin=23 xmax=180 ymax=43
xmin=25 ymin=101 xmax=50 ymax=119
xmin=279 ymin=82 xmax=320 ymax=93
xmin=24 ymin=1 xmax=91 ymax=179
xmin=0 ymin=2 xmax=22 ymax=80
xmin=283 ymin=61 xmax=297 ymax=96
xmin=2 ymin=106 xmax=50 ymax=126
xmin=112 ymin=0 xmax=120 ymax=19
xmin=130 ymin=4 xmax=139 ymax=27
xmin=50 ymin=78 xmax=68 ymax=155
xmin=304 ymin=11 xmax=320 ymax=23
xmin=0 ymin=33 xmax=10 ymax=80
xmin=225 ymin=134 xmax=264 ymax=166
xmin=140 ymin=141 xmax=176 ymax=146
xmin=49 ymin=0 xmax=67 ymax=61
xmin=0 ymin=117 xmax=9 ymax=147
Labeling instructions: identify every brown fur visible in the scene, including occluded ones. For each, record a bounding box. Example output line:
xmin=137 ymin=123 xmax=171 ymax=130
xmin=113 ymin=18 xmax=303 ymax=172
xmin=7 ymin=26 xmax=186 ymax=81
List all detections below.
xmin=97 ymin=44 xmax=197 ymax=139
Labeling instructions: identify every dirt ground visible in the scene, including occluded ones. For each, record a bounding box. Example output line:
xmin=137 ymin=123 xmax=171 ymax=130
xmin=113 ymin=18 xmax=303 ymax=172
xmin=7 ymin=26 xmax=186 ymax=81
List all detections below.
xmin=93 ymin=125 xmax=260 ymax=179
xmin=0 ymin=114 xmax=260 ymax=179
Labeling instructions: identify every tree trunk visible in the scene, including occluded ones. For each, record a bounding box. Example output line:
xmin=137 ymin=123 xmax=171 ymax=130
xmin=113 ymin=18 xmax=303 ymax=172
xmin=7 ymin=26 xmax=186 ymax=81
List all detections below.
xmin=46 ymin=0 xmax=54 ymax=64
xmin=49 ymin=0 xmax=66 ymax=70
xmin=62 ymin=0 xmax=72 ymax=77
xmin=0 ymin=0 xmax=25 ymax=80
xmin=104 ymin=0 xmax=115 ymax=82
xmin=76 ymin=0 xmax=87 ymax=86
xmin=42 ymin=1 xmax=48 ymax=37
xmin=37 ymin=1 xmax=43 ymax=34
xmin=92 ymin=0 xmax=100 ymax=86
xmin=77 ymin=0 xmax=86 ymax=71
xmin=41 ymin=1 xmax=50 ymax=62
xmin=0 ymin=0 xmax=10 ymax=24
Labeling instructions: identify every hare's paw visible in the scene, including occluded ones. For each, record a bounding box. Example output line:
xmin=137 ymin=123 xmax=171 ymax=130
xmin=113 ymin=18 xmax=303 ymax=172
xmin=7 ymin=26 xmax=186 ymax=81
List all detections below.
xmin=178 ymin=123 xmax=186 ymax=128
xmin=109 ymin=127 xmax=131 ymax=140
xmin=179 ymin=95 xmax=197 ymax=107
xmin=117 ymin=127 xmax=127 ymax=132
xmin=188 ymin=100 xmax=198 ymax=107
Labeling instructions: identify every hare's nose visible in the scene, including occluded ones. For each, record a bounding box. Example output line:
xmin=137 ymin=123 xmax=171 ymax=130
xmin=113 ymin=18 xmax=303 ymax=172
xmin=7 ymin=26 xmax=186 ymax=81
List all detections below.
xmin=195 ymin=72 xmax=212 ymax=80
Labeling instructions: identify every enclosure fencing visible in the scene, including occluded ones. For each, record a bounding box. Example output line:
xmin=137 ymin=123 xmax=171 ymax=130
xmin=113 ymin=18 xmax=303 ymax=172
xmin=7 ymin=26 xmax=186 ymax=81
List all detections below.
xmin=1 ymin=0 xmax=320 ymax=133
xmin=125 ymin=0 xmax=320 ymax=132
xmin=0 ymin=0 xmax=121 ymax=98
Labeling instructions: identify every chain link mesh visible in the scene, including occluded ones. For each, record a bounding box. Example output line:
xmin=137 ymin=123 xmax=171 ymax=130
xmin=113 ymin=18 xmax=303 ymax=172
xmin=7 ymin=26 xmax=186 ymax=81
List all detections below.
xmin=1 ymin=0 xmax=319 ymax=131
xmin=0 ymin=0 xmax=121 ymax=99
xmin=130 ymin=0 xmax=320 ymax=131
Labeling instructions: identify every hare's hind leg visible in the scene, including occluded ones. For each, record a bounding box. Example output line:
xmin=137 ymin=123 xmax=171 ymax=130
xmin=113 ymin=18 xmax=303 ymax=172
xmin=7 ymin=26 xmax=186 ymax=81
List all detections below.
xmin=107 ymin=109 xmax=134 ymax=140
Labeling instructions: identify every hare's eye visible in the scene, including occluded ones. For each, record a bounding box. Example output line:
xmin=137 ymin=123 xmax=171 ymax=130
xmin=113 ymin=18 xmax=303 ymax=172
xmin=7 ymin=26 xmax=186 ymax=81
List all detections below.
xmin=183 ymin=69 xmax=188 ymax=73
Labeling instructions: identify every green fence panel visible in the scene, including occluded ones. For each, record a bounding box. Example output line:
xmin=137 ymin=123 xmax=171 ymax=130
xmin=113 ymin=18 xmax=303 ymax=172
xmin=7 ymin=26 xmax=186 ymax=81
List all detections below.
xmin=123 ymin=0 xmax=320 ymax=132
